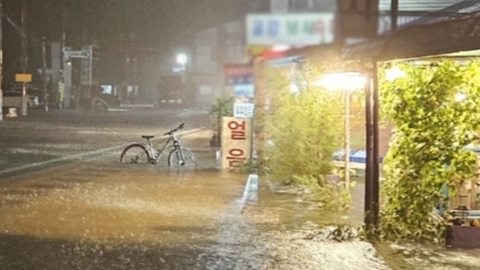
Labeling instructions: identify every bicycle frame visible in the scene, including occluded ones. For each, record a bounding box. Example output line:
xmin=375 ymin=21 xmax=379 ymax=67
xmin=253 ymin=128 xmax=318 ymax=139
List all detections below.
xmin=146 ymin=131 xmax=186 ymax=164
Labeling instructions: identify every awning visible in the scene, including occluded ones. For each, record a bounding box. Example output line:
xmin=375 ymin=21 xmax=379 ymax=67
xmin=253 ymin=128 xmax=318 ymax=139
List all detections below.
xmin=342 ymin=12 xmax=480 ymax=62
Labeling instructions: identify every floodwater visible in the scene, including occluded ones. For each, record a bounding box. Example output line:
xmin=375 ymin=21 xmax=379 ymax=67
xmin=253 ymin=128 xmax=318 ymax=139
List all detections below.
xmin=1 ymin=110 xmax=480 ymax=269
xmin=0 ymin=146 xmax=388 ymax=270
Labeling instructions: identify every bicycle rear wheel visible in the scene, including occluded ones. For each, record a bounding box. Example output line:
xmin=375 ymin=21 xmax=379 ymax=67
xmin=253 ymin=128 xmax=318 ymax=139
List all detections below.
xmin=168 ymin=148 xmax=198 ymax=167
xmin=120 ymin=144 xmax=151 ymax=164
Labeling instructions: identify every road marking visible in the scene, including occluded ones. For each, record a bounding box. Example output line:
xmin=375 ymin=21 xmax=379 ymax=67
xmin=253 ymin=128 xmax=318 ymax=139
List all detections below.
xmin=0 ymin=128 xmax=203 ymax=176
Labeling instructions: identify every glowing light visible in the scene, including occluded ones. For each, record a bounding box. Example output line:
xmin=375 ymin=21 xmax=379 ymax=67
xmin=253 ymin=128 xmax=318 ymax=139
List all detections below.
xmin=176 ymin=53 xmax=188 ymax=66
xmin=385 ymin=66 xmax=405 ymax=82
xmin=271 ymin=45 xmax=291 ymax=52
xmin=289 ymin=83 xmax=299 ymax=93
xmin=313 ymin=72 xmax=366 ymax=90
xmin=455 ymin=93 xmax=467 ymax=102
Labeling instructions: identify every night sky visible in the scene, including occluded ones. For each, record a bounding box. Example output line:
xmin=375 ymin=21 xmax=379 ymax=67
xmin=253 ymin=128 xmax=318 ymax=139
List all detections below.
xmin=2 ymin=0 xmax=254 ymax=85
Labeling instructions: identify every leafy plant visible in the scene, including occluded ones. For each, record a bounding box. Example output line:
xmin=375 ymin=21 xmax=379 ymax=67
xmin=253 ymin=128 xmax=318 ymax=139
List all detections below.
xmin=209 ymin=96 xmax=234 ymax=146
xmin=379 ymin=61 xmax=480 ymax=242
xmin=256 ymin=63 xmax=358 ymax=210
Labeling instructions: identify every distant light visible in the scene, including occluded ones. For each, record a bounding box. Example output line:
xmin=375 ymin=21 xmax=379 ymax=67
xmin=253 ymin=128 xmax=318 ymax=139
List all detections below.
xmin=172 ymin=67 xmax=185 ymax=73
xmin=176 ymin=53 xmax=188 ymax=66
xmin=271 ymin=45 xmax=291 ymax=52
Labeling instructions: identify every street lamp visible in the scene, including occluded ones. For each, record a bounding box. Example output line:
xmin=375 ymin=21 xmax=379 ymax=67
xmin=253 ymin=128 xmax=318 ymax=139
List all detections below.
xmin=176 ymin=53 xmax=188 ymax=67
xmin=314 ymin=72 xmax=366 ymax=189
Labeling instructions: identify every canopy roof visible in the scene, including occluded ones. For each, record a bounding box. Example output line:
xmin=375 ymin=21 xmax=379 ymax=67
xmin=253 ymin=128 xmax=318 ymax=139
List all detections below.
xmin=342 ymin=12 xmax=480 ymax=62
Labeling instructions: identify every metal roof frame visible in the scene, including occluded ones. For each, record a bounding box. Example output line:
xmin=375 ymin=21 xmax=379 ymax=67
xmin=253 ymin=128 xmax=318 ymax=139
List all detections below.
xmin=342 ymin=11 xmax=480 ymax=62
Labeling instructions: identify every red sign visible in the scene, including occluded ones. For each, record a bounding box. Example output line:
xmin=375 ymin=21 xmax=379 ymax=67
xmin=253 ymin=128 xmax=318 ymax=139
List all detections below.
xmin=224 ymin=64 xmax=254 ymax=85
xmin=221 ymin=117 xmax=253 ymax=169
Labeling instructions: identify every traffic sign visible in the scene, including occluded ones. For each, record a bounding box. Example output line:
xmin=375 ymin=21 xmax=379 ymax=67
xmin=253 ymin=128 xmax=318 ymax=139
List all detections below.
xmin=15 ymin=73 xmax=32 ymax=83
xmin=80 ymin=46 xmax=93 ymax=85
xmin=66 ymin=50 xmax=90 ymax=59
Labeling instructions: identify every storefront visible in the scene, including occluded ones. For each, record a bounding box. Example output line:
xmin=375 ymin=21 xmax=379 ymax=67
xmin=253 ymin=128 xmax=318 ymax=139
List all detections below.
xmin=340 ymin=12 xmax=480 ymax=248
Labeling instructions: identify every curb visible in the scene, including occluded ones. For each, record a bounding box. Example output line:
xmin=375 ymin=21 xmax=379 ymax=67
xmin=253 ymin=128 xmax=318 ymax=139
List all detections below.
xmin=0 ymin=128 xmax=206 ymax=179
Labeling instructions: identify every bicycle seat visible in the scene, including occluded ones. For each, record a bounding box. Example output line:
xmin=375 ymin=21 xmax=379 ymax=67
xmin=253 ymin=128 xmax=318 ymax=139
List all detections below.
xmin=142 ymin=135 xmax=155 ymax=139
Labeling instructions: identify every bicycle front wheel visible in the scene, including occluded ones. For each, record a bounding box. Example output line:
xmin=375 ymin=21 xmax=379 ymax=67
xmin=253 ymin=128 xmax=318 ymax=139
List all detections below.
xmin=168 ymin=148 xmax=198 ymax=167
xmin=120 ymin=144 xmax=151 ymax=164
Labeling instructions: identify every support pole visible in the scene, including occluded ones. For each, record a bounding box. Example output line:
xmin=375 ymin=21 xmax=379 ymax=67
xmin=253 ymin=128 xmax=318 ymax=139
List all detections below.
xmin=364 ymin=61 xmax=380 ymax=230
xmin=372 ymin=62 xmax=380 ymax=227
xmin=344 ymin=88 xmax=351 ymax=189
xmin=253 ymin=55 xmax=265 ymax=161
xmin=0 ymin=0 xmax=3 ymax=121
xmin=364 ymin=73 xmax=374 ymax=227
xmin=391 ymin=0 xmax=399 ymax=32
xmin=61 ymin=0 xmax=67 ymax=109
xmin=42 ymin=38 xmax=48 ymax=112
xmin=21 ymin=0 xmax=27 ymax=73
xmin=20 ymin=0 xmax=28 ymax=116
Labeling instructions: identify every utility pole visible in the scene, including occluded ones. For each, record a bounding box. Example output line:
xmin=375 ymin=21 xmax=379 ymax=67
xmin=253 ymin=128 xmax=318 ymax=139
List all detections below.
xmin=42 ymin=37 xmax=48 ymax=112
xmin=20 ymin=0 xmax=27 ymax=73
xmin=61 ymin=0 xmax=67 ymax=108
xmin=61 ymin=0 xmax=66 ymax=64
xmin=0 ymin=0 xmax=3 ymax=121
xmin=20 ymin=0 xmax=28 ymax=116
xmin=391 ymin=0 xmax=399 ymax=32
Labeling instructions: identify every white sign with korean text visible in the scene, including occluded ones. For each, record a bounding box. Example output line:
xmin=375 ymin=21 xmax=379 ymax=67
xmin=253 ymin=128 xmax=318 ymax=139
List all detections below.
xmin=246 ymin=13 xmax=335 ymax=46
xmin=221 ymin=117 xmax=253 ymax=170
xmin=65 ymin=50 xmax=90 ymax=59
xmin=234 ymin=103 xmax=255 ymax=118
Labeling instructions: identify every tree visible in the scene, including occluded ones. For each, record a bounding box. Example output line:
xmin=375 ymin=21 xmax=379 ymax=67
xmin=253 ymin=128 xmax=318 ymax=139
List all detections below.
xmin=259 ymin=64 xmax=354 ymax=210
xmin=379 ymin=61 xmax=480 ymax=242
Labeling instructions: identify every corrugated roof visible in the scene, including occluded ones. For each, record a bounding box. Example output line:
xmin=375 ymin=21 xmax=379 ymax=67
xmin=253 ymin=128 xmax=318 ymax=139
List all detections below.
xmin=379 ymin=0 xmax=467 ymax=12
xmin=290 ymin=0 xmax=475 ymax=13
xmin=341 ymin=13 xmax=480 ymax=61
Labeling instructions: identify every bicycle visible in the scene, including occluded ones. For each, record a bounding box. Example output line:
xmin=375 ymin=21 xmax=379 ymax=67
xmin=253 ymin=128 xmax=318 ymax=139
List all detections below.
xmin=120 ymin=123 xmax=198 ymax=167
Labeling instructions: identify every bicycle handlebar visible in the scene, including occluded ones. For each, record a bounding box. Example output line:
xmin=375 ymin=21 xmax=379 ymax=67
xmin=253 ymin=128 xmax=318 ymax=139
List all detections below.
xmin=163 ymin=123 xmax=185 ymax=136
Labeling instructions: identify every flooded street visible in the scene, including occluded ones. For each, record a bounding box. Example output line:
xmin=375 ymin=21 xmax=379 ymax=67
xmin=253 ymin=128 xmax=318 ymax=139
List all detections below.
xmin=0 ymin=150 xmax=388 ymax=270
xmin=0 ymin=109 xmax=479 ymax=269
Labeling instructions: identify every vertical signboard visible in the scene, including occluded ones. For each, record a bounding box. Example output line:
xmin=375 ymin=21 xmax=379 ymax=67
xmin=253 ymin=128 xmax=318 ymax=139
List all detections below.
xmin=51 ymin=42 xmax=61 ymax=97
xmin=81 ymin=45 xmax=93 ymax=85
xmin=221 ymin=117 xmax=253 ymax=169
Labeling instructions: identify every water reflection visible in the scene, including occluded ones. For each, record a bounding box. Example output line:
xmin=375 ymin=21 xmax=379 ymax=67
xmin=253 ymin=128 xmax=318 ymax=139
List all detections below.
xmin=253 ymin=174 xmax=366 ymax=231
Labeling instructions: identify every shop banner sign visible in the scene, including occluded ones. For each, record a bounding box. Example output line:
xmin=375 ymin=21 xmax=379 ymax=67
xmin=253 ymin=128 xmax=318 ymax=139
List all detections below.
xmin=225 ymin=64 xmax=254 ymax=85
xmin=221 ymin=117 xmax=253 ymax=170
xmin=246 ymin=13 xmax=335 ymax=46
